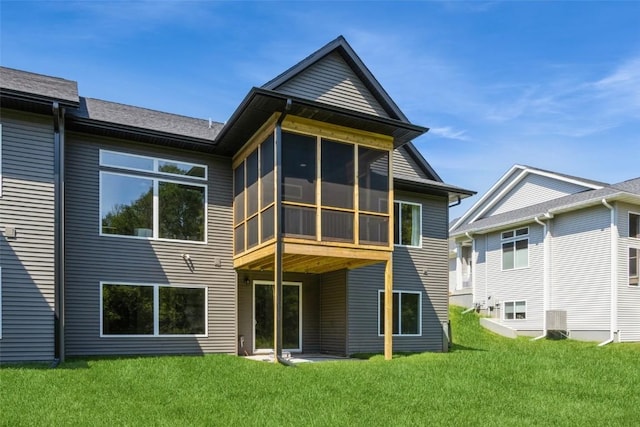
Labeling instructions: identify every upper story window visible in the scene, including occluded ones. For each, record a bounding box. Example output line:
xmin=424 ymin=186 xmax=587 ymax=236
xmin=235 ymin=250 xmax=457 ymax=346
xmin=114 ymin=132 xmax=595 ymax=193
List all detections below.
xmin=629 ymin=213 xmax=640 ymax=239
xmin=393 ymin=201 xmax=422 ymax=247
xmin=501 ymin=227 xmax=529 ymax=270
xmin=99 ymin=150 xmax=207 ymax=242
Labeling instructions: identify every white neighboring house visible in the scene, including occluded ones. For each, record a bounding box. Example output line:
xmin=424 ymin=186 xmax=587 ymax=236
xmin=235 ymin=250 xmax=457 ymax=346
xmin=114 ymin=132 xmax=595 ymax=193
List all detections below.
xmin=450 ymin=165 xmax=640 ymax=343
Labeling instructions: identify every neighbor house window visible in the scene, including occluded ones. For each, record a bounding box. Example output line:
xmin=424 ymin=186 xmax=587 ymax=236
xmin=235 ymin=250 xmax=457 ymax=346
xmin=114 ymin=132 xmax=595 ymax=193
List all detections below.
xmin=630 ymin=248 xmax=639 ymax=286
xmin=502 ymin=227 xmax=529 ymax=270
xmin=629 ymin=213 xmax=640 ymax=239
xmin=101 ymin=283 xmax=207 ymax=336
xmin=503 ymin=300 xmax=526 ymax=320
xmin=100 ymin=150 xmax=207 ymax=242
xmin=378 ymin=290 xmax=421 ymax=336
xmin=394 ymin=201 xmax=422 ymax=247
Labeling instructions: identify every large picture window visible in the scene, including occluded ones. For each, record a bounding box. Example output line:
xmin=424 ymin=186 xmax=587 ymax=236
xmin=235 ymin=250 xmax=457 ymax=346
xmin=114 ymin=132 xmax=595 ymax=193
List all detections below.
xmin=378 ymin=290 xmax=421 ymax=336
xmin=394 ymin=201 xmax=422 ymax=247
xmin=101 ymin=283 xmax=206 ymax=336
xmin=502 ymin=227 xmax=529 ymax=270
xmin=100 ymin=150 xmax=206 ymax=242
xmin=503 ymin=300 xmax=526 ymax=320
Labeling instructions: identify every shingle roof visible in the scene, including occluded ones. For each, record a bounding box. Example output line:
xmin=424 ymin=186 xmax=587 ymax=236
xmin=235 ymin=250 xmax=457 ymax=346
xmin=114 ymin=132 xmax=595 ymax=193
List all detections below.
xmin=68 ymin=97 xmax=223 ymax=143
xmin=613 ymin=177 xmax=640 ymax=195
xmin=0 ymin=66 xmax=79 ymax=106
xmin=450 ymin=184 xmax=640 ymax=236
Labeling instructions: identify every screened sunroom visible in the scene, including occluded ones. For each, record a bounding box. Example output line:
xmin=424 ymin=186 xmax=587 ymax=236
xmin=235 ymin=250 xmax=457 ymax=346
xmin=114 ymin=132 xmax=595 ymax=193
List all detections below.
xmin=232 ymin=115 xmax=396 ymax=274
xmin=215 ymin=89 xmax=428 ymax=360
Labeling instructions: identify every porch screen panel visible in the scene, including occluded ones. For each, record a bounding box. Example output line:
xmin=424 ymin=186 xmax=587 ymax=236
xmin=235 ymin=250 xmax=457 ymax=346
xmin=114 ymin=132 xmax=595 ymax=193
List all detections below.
xmin=282 ymin=132 xmax=316 ymax=204
xmin=283 ymin=206 xmax=316 ymax=238
xmin=321 ymin=139 xmax=354 ymax=209
xmin=260 ymin=135 xmax=275 ymax=208
xmin=322 ymin=210 xmax=354 ymax=242
xmin=246 ymin=149 xmax=259 ymax=217
xmin=360 ymin=214 xmax=389 ymax=245
xmin=358 ymin=147 xmax=388 ymax=213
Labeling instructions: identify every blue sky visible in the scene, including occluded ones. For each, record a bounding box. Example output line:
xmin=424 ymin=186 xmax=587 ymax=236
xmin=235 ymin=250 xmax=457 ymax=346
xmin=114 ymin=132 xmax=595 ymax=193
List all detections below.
xmin=2 ymin=1 xmax=639 ymax=218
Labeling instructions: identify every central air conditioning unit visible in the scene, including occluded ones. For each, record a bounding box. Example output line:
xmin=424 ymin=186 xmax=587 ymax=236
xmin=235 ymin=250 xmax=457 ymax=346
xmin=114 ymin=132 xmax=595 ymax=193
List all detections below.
xmin=546 ymin=310 xmax=567 ymax=339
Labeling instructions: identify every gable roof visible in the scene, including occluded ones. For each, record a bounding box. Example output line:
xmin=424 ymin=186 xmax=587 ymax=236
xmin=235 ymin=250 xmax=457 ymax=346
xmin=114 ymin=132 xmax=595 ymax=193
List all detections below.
xmin=450 ymin=164 xmax=606 ymax=232
xmin=263 ymin=36 xmax=408 ymax=122
xmin=450 ymin=166 xmax=640 ymax=237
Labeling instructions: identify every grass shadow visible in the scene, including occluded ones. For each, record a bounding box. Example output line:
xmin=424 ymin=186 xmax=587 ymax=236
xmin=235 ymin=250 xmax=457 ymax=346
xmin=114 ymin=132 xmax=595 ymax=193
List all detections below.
xmin=449 ymin=343 xmax=486 ymax=352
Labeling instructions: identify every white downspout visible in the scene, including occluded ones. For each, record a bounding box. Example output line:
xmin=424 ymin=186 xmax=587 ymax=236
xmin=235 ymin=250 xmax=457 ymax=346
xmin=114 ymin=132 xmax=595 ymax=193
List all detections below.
xmin=599 ymin=199 xmax=618 ymax=346
xmin=532 ymin=214 xmax=552 ymax=340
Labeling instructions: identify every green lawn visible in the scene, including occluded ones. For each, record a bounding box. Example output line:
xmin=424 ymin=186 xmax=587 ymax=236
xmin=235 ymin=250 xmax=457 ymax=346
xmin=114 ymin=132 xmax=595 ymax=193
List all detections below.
xmin=2 ymin=307 xmax=638 ymax=426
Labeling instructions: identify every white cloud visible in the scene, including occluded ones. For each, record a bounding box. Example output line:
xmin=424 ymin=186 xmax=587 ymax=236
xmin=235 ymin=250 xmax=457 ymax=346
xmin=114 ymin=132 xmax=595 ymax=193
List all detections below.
xmin=429 ymin=126 xmax=470 ymax=141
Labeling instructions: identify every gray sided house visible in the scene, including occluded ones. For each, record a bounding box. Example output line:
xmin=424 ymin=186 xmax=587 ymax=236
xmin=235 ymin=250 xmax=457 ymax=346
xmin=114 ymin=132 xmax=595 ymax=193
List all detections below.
xmin=450 ymin=165 xmax=640 ymax=343
xmin=0 ymin=36 xmax=473 ymax=363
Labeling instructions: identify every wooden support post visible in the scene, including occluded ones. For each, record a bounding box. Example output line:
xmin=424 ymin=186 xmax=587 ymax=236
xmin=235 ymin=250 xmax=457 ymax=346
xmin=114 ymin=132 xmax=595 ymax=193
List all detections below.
xmin=384 ymin=257 xmax=393 ymax=360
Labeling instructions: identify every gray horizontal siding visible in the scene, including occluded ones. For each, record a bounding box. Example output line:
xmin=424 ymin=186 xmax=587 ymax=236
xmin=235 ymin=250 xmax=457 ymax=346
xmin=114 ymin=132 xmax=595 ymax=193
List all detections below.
xmin=320 ymin=269 xmax=347 ymax=355
xmin=276 ymin=52 xmax=390 ymax=118
xmin=0 ymin=109 xmax=56 ymax=363
xmin=392 ymin=146 xmax=429 ymax=180
xmin=347 ymin=192 xmax=449 ymax=354
xmin=64 ymin=132 xmax=237 ymax=356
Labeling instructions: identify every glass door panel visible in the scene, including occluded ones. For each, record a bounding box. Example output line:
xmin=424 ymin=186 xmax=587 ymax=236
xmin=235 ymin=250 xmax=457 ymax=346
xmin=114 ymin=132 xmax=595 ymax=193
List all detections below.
xmin=254 ymin=282 xmax=301 ymax=352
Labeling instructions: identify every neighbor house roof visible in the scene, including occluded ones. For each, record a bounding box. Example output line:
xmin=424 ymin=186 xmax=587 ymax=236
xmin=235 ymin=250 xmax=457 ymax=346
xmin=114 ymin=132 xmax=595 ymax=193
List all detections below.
xmin=451 ymin=177 xmax=640 ymax=237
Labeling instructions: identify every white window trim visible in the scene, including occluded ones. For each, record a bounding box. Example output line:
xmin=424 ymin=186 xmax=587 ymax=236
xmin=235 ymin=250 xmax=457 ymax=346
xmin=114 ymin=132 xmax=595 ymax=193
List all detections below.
xmin=99 ymin=149 xmax=207 ymax=181
xmin=99 ymin=170 xmax=208 ymax=244
xmin=377 ymin=289 xmax=422 ymax=337
xmin=629 ymin=212 xmax=640 ymax=239
xmin=394 ymin=200 xmax=423 ymax=248
xmin=100 ymin=281 xmax=208 ymax=338
xmin=502 ymin=300 xmax=527 ymax=321
xmin=501 ymin=227 xmax=529 ymax=271
xmin=252 ymin=280 xmax=303 ymax=354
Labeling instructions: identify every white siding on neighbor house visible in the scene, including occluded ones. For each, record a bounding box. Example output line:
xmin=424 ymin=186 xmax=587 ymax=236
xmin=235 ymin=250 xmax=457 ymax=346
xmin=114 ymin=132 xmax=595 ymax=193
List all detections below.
xmin=275 ymin=52 xmax=390 ymax=118
xmin=0 ymin=109 xmax=56 ymax=362
xmin=486 ymin=173 xmax=591 ymax=217
xmin=550 ymin=206 xmax=611 ymax=333
xmin=616 ymin=203 xmax=640 ymax=341
xmin=472 ymin=235 xmax=488 ymax=306
xmin=483 ymin=224 xmax=545 ymax=331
